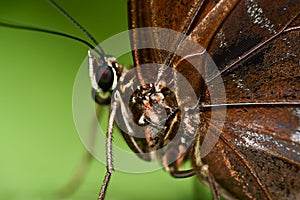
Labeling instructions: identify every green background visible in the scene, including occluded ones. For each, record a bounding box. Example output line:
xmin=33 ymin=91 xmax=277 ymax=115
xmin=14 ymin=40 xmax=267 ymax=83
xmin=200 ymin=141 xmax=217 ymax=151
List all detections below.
xmin=0 ymin=0 xmax=211 ymax=199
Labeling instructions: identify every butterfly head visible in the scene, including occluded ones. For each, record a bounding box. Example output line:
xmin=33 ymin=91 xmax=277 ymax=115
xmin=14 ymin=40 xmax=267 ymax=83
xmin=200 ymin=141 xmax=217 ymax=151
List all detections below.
xmin=88 ymin=50 xmax=123 ymax=104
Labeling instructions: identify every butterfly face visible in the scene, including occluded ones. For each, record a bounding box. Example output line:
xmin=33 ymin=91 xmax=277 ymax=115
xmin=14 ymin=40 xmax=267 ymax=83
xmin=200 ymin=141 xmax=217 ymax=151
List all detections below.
xmin=88 ymin=50 xmax=124 ymax=104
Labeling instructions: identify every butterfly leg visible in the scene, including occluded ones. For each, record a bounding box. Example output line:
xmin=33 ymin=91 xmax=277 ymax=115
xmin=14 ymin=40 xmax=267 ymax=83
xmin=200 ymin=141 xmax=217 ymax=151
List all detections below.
xmin=167 ymin=157 xmax=220 ymax=199
xmin=98 ymin=100 xmax=118 ymax=200
xmin=169 ymin=167 xmax=195 ymax=178
xmin=192 ymin=129 xmax=220 ymax=200
xmin=198 ymin=164 xmax=220 ymax=200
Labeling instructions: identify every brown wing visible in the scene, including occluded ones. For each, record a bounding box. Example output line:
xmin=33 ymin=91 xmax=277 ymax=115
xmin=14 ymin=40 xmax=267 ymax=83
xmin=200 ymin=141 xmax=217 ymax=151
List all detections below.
xmin=199 ymin=2 xmax=300 ymax=198
xmin=127 ymin=0 xmax=300 ymax=199
xmin=127 ymin=0 xmax=225 ymax=95
xmin=201 ymin=106 xmax=300 ymax=199
xmin=204 ymin=0 xmax=300 ymax=104
xmin=128 ymin=0 xmax=203 ymax=65
xmin=128 ymin=0 xmax=300 ymax=103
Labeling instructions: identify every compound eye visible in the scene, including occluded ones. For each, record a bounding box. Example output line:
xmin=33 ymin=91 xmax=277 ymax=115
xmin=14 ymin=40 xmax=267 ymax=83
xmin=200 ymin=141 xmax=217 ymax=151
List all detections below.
xmin=96 ymin=65 xmax=114 ymax=92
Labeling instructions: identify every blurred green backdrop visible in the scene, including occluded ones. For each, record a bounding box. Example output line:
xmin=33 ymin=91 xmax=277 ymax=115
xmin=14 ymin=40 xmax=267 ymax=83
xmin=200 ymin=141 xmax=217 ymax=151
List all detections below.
xmin=0 ymin=0 xmax=211 ymax=199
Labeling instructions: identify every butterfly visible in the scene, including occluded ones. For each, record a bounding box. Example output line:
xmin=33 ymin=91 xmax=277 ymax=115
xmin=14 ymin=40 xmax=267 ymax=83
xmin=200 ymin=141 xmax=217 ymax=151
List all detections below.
xmin=54 ymin=0 xmax=300 ymax=199
xmin=1 ymin=0 xmax=299 ymax=200
xmin=93 ymin=0 xmax=300 ymax=199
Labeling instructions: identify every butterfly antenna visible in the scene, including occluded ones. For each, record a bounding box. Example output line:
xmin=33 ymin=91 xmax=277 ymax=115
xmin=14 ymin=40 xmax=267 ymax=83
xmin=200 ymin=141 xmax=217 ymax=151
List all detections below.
xmin=0 ymin=21 xmax=96 ymax=49
xmin=48 ymin=0 xmax=107 ymax=61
